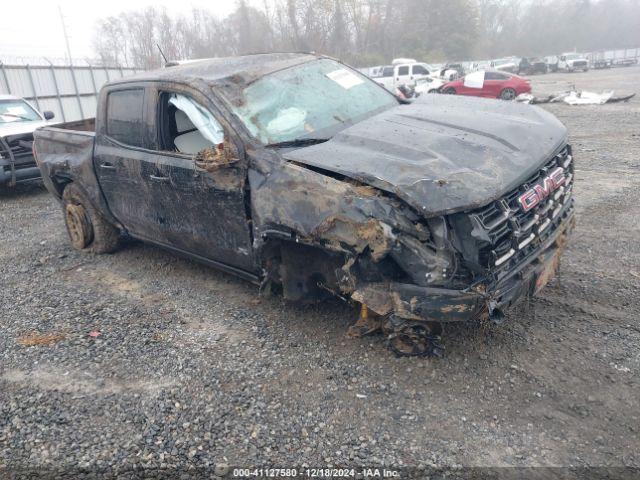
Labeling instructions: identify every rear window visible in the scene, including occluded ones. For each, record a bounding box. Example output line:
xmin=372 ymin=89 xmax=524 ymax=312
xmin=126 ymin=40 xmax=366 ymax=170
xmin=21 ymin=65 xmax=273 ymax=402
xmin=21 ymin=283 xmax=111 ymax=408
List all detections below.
xmin=397 ymin=66 xmax=409 ymax=76
xmin=485 ymin=71 xmax=510 ymax=80
xmin=106 ymin=89 xmax=144 ymax=147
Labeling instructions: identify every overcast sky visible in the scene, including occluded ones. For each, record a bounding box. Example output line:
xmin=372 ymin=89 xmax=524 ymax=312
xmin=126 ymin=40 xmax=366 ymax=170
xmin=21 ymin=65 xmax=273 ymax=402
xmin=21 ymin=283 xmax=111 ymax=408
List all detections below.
xmin=1 ymin=0 xmax=242 ymax=61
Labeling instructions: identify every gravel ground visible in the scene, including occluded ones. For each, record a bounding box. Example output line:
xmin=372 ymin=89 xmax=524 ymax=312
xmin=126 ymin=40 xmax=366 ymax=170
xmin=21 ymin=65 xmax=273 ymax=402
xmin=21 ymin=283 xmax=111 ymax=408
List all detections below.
xmin=1 ymin=67 xmax=639 ymax=477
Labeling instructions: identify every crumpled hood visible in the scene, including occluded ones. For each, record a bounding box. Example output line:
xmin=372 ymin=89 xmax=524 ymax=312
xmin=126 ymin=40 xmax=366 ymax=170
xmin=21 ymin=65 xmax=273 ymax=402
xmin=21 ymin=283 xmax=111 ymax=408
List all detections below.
xmin=0 ymin=120 xmax=48 ymax=138
xmin=284 ymin=94 xmax=567 ymax=216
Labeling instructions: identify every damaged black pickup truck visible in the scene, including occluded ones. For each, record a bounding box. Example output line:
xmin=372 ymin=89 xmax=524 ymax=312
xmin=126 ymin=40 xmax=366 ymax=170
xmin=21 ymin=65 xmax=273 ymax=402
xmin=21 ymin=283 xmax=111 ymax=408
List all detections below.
xmin=33 ymin=53 xmax=575 ymax=356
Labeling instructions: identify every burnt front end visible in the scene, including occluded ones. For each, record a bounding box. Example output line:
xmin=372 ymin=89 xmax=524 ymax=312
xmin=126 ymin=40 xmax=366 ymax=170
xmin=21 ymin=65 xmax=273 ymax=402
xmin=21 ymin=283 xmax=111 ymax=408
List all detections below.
xmin=448 ymin=144 xmax=575 ymax=320
xmin=354 ymin=145 xmax=575 ymax=327
xmin=0 ymin=133 xmax=41 ymax=187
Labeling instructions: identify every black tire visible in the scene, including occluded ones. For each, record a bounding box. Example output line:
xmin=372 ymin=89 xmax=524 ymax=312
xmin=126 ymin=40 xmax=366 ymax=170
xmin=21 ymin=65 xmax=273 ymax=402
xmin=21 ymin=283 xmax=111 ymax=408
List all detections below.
xmin=499 ymin=88 xmax=517 ymax=100
xmin=443 ymin=87 xmax=456 ymax=95
xmin=62 ymin=183 xmax=120 ymax=254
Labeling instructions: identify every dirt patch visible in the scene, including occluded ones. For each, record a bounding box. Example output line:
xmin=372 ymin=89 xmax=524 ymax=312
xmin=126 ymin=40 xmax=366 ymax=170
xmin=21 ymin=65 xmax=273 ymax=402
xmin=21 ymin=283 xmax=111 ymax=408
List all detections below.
xmin=2 ymin=367 xmax=174 ymax=395
xmin=17 ymin=332 xmax=66 ymax=347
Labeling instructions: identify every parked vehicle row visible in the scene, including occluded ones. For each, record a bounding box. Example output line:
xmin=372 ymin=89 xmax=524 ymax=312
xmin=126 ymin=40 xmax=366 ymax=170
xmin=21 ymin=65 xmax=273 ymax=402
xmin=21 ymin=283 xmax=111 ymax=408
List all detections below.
xmin=361 ymin=51 xmax=597 ymax=96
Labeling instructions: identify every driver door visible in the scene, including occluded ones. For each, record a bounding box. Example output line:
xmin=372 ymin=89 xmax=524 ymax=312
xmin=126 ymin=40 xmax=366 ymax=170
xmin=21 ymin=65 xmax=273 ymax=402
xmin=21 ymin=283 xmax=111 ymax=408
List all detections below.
xmin=395 ymin=65 xmax=411 ymax=86
xmin=143 ymin=86 xmax=255 ymax=272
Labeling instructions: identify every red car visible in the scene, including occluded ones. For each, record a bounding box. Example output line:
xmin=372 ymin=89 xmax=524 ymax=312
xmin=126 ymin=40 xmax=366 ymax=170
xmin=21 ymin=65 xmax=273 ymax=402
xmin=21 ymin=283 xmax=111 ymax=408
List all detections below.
xmin=441 ymin=70 xmax=531 ymax=100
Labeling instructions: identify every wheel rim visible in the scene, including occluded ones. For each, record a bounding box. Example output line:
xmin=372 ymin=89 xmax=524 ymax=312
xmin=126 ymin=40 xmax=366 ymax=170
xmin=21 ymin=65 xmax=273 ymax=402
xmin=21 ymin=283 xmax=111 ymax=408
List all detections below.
xmin=387 ymin=322 xmax=444 ymax=357
xmin=65 ymin=203 xmax=93 ymax=249
xmin=501 ymin=88 xmax=516 ymax=100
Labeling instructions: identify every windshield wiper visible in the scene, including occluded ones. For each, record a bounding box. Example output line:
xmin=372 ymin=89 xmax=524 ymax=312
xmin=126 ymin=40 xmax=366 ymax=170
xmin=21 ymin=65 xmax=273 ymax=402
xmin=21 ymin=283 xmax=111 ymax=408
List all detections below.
xmin=266 ymin=138 xmax=329 ymax=148
xmin=0 ymin=113 xmax=33 ymax=121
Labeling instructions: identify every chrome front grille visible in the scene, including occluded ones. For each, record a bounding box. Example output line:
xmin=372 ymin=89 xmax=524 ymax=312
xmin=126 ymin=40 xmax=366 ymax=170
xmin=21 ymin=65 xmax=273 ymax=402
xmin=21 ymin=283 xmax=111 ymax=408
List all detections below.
xmin=468 ymin=145 xmax=575 ymax=274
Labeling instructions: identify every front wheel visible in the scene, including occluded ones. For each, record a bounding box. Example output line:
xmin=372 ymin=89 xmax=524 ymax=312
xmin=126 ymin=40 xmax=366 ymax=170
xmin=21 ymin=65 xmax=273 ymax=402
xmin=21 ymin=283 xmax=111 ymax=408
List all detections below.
xmin=499 ymin=88 xmax=517 ymax=100
xmin=443 ymin=87 xmax=456 ymax=95
xmin=62 ymin=183 xmax=120 ymax=254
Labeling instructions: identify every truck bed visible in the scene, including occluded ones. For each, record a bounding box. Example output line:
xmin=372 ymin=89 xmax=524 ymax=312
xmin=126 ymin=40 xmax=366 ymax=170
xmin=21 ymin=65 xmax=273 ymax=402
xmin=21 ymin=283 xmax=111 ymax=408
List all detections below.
xmin=48 ymin=118 xmax=96 ymax=132
xmin=0 ymin=120 xmax=94 ymax=187
xmin=33 ymin=119 xmax=105 ymax=212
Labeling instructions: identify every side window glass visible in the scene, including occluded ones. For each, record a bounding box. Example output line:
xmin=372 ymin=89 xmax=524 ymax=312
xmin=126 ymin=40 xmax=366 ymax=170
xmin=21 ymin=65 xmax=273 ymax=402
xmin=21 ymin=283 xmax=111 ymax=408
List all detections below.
xmin=382 ymin=67 xmax=393 ymax=77
xmin=485 ymin=72 xmax=507 ymax=80
xmin=161 ymin=93 xmax=224 ymax=155
xmin=106 ymin=89 xmax=144 ymax=147
xmin=397 ymin=66 xmax=409 ymax=76
xmin=412 ymin=65 xmax=428 ymax=75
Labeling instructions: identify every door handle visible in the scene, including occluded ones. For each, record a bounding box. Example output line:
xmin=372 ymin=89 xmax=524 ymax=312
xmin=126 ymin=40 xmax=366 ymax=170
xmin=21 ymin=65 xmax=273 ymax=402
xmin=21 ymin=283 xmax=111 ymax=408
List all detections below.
xmin=149 ymin=174 xmax=169 ymax=182
xmin=100 ymin=162 xmax=115 ymax=170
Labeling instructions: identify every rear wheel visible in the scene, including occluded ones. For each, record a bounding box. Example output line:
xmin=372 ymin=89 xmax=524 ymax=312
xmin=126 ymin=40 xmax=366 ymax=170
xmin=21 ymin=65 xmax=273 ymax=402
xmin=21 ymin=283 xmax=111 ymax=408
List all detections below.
xmin=62 ymin=183 xmax=120 ymax=253
xmin=499 ymin=88 xmax=517 ymax=100
xmin=443 ymin=87 xmax=456 ymax=95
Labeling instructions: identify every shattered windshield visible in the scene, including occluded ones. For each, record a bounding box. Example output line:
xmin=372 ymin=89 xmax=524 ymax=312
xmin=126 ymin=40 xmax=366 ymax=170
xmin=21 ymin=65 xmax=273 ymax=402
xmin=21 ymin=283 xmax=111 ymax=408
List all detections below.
xmin=228 ymin=59 xmax=398 ymax=145
xmin=0 ymin=100 xmax=41 ymax=123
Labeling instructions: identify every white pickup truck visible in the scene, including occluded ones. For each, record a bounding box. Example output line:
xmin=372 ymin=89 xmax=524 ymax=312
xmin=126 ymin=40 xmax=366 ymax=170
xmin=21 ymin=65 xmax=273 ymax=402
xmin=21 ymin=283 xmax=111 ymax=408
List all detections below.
xmin=373 ymin=62 xmax=434 ymax=91
xmin=0 ymin=95 xmax=55 ymax=187
xmin=558 ymin=53 xmax=589 ymax=72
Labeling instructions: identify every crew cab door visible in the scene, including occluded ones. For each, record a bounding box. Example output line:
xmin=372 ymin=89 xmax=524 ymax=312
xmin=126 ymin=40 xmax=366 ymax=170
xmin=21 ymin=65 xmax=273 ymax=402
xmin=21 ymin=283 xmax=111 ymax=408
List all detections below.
xmin=395 ymin=65 xmax=411 ymax=87
xmin=378 ymin=66 xmax=395 ymax=91
xmin=94 ymin=87 xmax=161 ymax=238
xmin=558 ymin=55 xmax=567 ymax=70
xmin=144 ymin=86 xmax=255 ymax=272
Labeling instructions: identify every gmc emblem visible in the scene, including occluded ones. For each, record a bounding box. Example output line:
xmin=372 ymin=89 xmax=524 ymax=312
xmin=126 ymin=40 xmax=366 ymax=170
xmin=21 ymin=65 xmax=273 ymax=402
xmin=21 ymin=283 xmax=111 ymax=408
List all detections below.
xmin=517 ymin=167 xmax=566 ymax=212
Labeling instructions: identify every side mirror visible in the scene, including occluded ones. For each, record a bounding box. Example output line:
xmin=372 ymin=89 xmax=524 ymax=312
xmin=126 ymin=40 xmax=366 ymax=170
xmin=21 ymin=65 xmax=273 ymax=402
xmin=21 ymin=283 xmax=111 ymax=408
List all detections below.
xmin=43 ymin=111 xmax=55 ymax=120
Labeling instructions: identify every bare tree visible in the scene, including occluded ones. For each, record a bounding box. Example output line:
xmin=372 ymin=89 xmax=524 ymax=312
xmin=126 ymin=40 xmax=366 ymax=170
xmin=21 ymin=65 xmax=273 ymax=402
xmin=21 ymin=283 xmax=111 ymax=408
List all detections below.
xmin=93 ymin=0 xmax=640 ymax=69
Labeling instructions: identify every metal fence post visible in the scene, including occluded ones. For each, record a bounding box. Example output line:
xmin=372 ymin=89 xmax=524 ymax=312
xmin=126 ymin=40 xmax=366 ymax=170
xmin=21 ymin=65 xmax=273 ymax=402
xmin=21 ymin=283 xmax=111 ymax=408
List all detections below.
xmin=0 ymin=63 xmax=10 ymax=94
xmin=69 ymin=64 xmax=84 ymax=119
xmin=25 ymin=64 xmax=41 ymax=110
xmin=88 ymin=63 xmax=98 ymax=94
xmin=46 ymin=60 xmax=67 ymax=122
